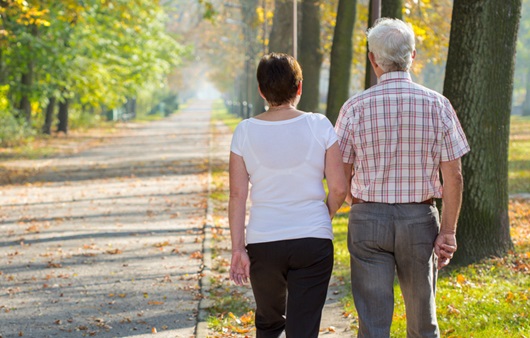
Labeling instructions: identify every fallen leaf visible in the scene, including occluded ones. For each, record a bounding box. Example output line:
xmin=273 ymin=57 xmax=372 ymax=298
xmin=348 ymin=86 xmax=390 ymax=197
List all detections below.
xmin=456 ymin=274 xmax=466 ymax=284
xmin=106 ymin=249 xmax=122 ymax=255
xmin=47 ymin=261 xmax=62 ymax=268
xmin=447 ymin=304 xmax=461 ymax=315
xmin=154 ymin=241 xmax=170 ymax=248
xmin=228 ymin=312 xmax=241 ymax=325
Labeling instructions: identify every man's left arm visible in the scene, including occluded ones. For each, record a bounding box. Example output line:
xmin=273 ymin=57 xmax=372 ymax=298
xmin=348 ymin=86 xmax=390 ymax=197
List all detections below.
xmin=435 ymin=158 xmax=464 ymax=269
xmin=343 ymin=163 xmax=354 ymax=205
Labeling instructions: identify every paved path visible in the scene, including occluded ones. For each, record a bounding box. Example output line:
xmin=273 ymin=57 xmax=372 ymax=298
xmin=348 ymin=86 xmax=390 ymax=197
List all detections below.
xmin=1 ymin=101 xmax=212 ymax=337
xmin=0 ymin=100 xmax=353 ymax=338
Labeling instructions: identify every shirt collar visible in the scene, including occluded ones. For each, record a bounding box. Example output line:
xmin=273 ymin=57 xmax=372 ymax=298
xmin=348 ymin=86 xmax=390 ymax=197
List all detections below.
xmin=379 ymin=71 xmax=411 ymax=83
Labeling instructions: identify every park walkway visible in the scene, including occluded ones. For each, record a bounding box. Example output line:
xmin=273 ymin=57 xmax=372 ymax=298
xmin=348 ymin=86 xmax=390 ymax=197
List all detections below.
xmin=0 ymin=101 xmax=212 ymax=337
xmin=0 ymin=100 xmax=352 ymax=338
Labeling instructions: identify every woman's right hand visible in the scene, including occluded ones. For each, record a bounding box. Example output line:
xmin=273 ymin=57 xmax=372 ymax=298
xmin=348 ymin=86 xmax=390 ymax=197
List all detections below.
xmin=230 ymin=250 xmax=250 ymax=286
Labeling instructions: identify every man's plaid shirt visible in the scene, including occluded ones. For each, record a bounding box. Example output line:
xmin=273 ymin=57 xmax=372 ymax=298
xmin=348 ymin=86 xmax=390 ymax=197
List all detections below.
xmin=335 ymin=71 xmax=470 ymax=204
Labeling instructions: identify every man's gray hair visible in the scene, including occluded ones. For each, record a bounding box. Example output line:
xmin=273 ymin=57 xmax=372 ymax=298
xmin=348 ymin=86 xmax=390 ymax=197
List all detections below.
xmin=367 ymin=18 xmax=415 ymax=72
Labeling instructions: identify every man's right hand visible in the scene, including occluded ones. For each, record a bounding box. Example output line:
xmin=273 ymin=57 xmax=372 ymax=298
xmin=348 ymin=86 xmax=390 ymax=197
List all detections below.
xmin=434 ymin=233 xmax=457 ymax=269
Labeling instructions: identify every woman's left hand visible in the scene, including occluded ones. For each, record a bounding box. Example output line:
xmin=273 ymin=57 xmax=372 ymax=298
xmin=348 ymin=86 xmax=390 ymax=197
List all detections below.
xmin=230 ymin=250 xmax=250 ymax=285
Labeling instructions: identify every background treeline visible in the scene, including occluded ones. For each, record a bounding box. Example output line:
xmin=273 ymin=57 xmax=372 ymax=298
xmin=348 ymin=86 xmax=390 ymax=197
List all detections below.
xmin=0 ymin=0 xmax=186 ymax=146
xmin=186 ymin=0 xmax=529 ymax=119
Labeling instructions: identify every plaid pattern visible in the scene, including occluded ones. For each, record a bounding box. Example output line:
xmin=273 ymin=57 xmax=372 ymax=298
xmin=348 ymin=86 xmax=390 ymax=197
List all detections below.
xmin=335 ymin=71 xmax=470 ymax=203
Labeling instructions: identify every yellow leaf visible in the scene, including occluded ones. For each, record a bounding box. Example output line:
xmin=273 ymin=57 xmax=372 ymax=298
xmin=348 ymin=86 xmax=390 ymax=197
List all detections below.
xmin=456 ymin=274 xmax=466 ymax=284
xmin=228 ymin=312 xmax=241 ymax=324
xmin=230 ymin=326 xmax=250 ymax=334
xmin=240 ymin=310 xmax=254 ymax=324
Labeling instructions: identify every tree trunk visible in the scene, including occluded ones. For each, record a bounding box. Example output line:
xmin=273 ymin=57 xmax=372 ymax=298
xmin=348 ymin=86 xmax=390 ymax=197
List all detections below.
xmin=17 ymin=25 xmax=37 ymax=123
xmin=365 ymin=0 xmax=403 ymax=89
xmin=298 ymin=0 xmax=322 ymax=113
xmin=523 ymin=68 xmax=530 ymax=116
xmin=241 ymin=0 xmax=261 ymax=116
xmin=364 ymin=0 xmax=374 ymax=90
xmin=269 ymin=0 xmax=293 ymax=54
xmin=381 ymin=0 xmax=403 ymax=19
xmin=19 ymin=69 xmax=32 ymax=123
xmin=326 ymin=0 xmax=356 ymax=125
xmin=129 ymin=97 xmax=137 ymax=118
xmin=0 ymin=48 xmax=4 ymax=85
xmin=42 ymin=97 xmax=56 ymax=135
xmin=443 ymin=0 xmax=521 ymax=265
xmin=57 ymin=99 xmax=69 ymax=134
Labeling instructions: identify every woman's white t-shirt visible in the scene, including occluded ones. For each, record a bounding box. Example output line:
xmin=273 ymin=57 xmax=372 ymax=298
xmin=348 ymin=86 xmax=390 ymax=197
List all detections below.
xmin=230 ymin=113 xmax=338 ymax=244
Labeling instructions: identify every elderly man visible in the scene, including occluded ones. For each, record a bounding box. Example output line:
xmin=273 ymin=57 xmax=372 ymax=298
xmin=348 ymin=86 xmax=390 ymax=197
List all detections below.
xmin=335 ymin=18 xmax=470 ymax=338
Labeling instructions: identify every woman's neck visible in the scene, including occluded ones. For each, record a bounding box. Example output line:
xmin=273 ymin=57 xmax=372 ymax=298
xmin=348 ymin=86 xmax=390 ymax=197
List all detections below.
xmin=253 ymin=102 xmax=304 ymax=121
xmin=267 ymin=103 xmax=295 ymax=112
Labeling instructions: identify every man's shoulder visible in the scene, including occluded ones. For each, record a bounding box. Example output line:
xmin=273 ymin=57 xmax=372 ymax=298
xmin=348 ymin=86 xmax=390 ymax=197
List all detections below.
xmin=408 ymin=82 xmax=451 ymax=104
xmin=342 ymin=89 xmax=374 ymax=110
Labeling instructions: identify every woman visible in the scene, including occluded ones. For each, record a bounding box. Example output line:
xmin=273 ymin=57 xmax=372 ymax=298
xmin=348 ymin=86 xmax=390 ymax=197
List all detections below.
xmin=229 ymin=52 xmax=347 ymax=338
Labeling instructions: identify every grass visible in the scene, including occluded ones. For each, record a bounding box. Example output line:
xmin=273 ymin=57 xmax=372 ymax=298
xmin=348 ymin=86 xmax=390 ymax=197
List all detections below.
xmin=209 ymin=101 xmax=530 ymax=337
xmin=211 ymin=100 xmax=241 ymax=131
xmin=509 ymin=116 xmax=530 ymax=193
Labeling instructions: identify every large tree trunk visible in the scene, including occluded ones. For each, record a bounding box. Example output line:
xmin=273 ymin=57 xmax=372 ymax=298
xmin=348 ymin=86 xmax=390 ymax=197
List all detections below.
xmin=269 ymin=0 xmax=293 ymax=54
xmin=381 ymin=0 xmax=402 ymax=19
xmin=42 ymin=97 xmax=56 ymax=135
xmin=523 ymin=69 xmax=530 ymax=116
xmin=298 ymin=0 xmax=322 ymax=113
xmin=326 ymin=0 xmax=356 ymax=125
xmin=443 ymin=0 xmax=521 ymax=265
xmin=57 ymin=99 xmax=69 ymax=134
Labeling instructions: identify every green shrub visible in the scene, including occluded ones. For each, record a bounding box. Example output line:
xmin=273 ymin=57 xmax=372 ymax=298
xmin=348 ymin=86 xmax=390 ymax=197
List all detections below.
xmin=0 ymin=110 xmax=35 ymax=147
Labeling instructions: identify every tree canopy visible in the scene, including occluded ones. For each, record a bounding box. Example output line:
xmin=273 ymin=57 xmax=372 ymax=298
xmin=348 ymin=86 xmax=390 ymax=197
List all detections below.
xmin=0 ymin=0 xmax=186 ymax=139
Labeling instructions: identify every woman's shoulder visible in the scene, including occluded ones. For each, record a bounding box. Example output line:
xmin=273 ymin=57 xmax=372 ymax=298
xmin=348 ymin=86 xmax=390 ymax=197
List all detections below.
xmin=234 ymin=118 xmax=250 ymax=129
xmin=304 ymin=112 xmax=333 ymax=127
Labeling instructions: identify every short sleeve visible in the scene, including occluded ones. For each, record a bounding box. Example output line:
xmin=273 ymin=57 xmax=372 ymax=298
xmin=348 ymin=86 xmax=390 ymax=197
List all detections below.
xmin=440 ymin=99 xmax=470 ymax=162
xmin=318 ymin=114 xmax=338 ymax=149
xmin=230 ymin=120 xmax=247 ymax=156
xmin=334 ymin=102 xmax=355 ymax=164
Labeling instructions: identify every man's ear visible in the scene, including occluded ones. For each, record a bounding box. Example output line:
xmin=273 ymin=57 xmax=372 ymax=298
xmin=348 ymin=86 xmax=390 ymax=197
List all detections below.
xmin=412 ymin=50 xmax=416 ymax=60
xmin=368 ymin=52 xmax=378 ymax=68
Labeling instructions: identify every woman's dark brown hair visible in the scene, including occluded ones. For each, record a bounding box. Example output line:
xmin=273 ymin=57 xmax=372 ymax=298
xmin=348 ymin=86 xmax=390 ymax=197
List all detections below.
xmin=256 ymin=53 xmax=303 ymax=106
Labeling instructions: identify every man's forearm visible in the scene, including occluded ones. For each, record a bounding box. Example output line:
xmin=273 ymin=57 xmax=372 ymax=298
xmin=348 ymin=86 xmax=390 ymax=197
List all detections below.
xmin=440 ymin=159 xmax=464 ymax=234
xmin=343 ymin=163 xmax=353 ymax=205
